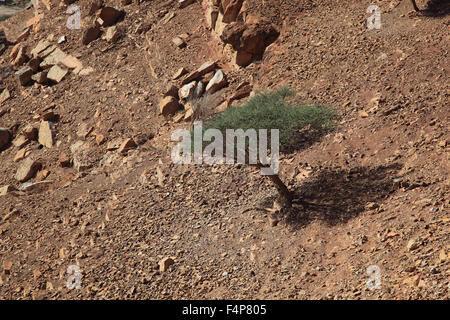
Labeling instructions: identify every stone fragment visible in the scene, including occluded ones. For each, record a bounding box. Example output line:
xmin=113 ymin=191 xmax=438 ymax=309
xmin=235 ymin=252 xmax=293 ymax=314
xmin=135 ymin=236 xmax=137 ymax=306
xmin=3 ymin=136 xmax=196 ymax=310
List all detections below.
xmin=12 ymin=135 xmax=29 ymax=149
xmin=0 ymin=128 xmax=11 ymax=150
xmin=22 ymin=125 xmax=38 ymax=140
xmin=104 ymin=26 xmax=121 ymax=42
xmin=38 ymin=121 xmax=54 ymax=148
xmin=30 ymin=39 xmax=52 ymax=57
xmin=172 ymin=67 xmax=188 ymax=80
xmin=206 ymin=69 xmax=227 ymax=93
xmin=15 ymin=66 xmax=33 ymax=86
xmin=118 ymin=138 xmax=137 ymax=154
xmin=15 ymin=158 xmax=41 ymax=182
xmin=0 ymin=89 xmax=10 ymax=105
xmin=159 ymin=257 xmax=174 ymax=272
xmin=0 ymin=185 xmax=17 ymax=196
xmin=159 ymin=96 xmax=180 ymax=116
xmin=172 ymin=36 xmax=186 ymax=48
xmin=98 ymin=7 xmax=123 ymax=27
xmin=179 ymin=81 xmax=197 ymax=100
xmin=47 ymin=65 xmax=68 ymax=83
xmin=40 ymin=47 xmax=67 ymax=69
xmin=58 ymin=153 xmax=71 ymax=167
xmin=82 ymin=26 xmax=101 ymax=45
xmin=32 ymin=71 xmax=49 ymax=84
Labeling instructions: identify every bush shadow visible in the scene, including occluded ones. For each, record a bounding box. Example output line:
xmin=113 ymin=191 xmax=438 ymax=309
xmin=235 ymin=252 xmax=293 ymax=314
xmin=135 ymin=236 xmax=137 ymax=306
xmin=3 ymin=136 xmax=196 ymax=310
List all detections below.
xmin=280 ymin=163 xmax=403 ymax=230
xmin=420 ymin=0 xmax=450 ymax=17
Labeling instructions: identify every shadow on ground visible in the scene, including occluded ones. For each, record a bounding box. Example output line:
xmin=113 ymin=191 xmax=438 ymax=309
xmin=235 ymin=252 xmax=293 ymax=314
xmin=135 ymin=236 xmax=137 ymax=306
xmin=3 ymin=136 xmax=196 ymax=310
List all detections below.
xmin=422 ymin=0 xmax=450 ymax=17
xmin=280 ymin=163 xmax=403 ymax=229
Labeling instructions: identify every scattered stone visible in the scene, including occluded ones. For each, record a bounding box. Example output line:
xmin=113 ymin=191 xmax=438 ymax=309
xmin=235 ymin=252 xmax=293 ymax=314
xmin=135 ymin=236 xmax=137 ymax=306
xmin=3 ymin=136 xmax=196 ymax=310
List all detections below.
xmin=104 ymin=26 xmax=121 ymax=43
xmin=12 ymin=45 xmax=28 ymax=66
xmin=98 ymin=7 xmax=123 ymax=27
xmin=358 ymin=110 xmax=369 ymax=118
xmin=172 ymin=36 xmax=186 ymax=48
xmin=106 ymin=138 xmax=121 ymax=151
xmin=20 ymin=180 xmax=52 ymax=192
xmin=35 ymin=169 xmax=49 ymax=181
xmin=0 ymin=185 xmax=17 ymax=196
xmin=159 ymin=96 xmax=180 ymax=116
xmin=22 ymin=125 xmax=38 ymax=140
xmin=16 ymin=28 xmax=31 ymax=43
xmin=12 ymin=135 xmax=29 ymax=149
xmin=164 ymin=83 xmax=179 ymax=99
xmin=9 ymin=43 xmax=21 ymax=60
xmin=193 ymin=81 xmax=204 ymax=98
xmin=32 ymin=71 xmax=49 ymax=84
xmin=95 ymin=133 xmax=105 ymax=145
xmin=179 ymin=0 xmax=195 ymax=9
xmin=429 ymin=267 xmax=439 ymax=274
xmin=181 ymin=60 xmax=217 ymax=85
xmin=229 ymin=83 xmax=252 ymax=102
xmin=47 ymin=65 xmax=68 ymax=83
xmin=206 ymin=5 xmax=219 ymax=30
xmin=197 ymin=60 xmax=217 ymax=76
xmin=40 ymin=110 xmax=56 ymax=121
xmin=57 ymin=35 xmax=66 ymax=44
xmin=206 ymin=69 xmax=227 ymax=93
xmin=173 ymin=112 xmax=185 ymax=123
xmin=15 ymin=158 xmax=41 ymax=182
xmin=15 ymin=66 xmax=33 ymax=86
xmin=38 ymin=121 xmax=54 ymax=148
xmin=407 ymin=238 xmax=421 ymax=251
xmin=88 ymin=0 xmax=104 ymax=15
xmin=30 ymin=40 xmax=52 ymax=58
xmin=60 ymin=55 xmax=83 ymax=69
xmin=77 ymin=123 xmax=93 ymax=139
xmin=58 ymin=152 xmax=71 ymax=167
xmin=73 ymin=150 xmax=93 ymax=172
xmin=172 ymin=67 xmax=188 ymax=80
xmin=14 ymin=148 xmax=30 ymax=162
xmin=0 ymin=89 xmax=10 ymax=105
xmin=159 ymin=257 xmax=174 ymax=272
xmin=40 ymin=47 xmax=67 ymax=69
xmin=179 ymin=81 xmax=197 ymax=100
xmin=202 ymin=71 xmax=215 ymax=84
xmin=222 ymin=0 xmax=244 ymax=23
xmin=268 ymin=214 xmax=279 ymax=227
xmin=79 ymin=67 xmax=94 ymax=76
xmin=118 ymin=138 xmax=137 ymax=154
xmin=221 ymin=20 xmax=279 ymax=67
xmin=28 ymin=57 xmax=42 ymax=72
xmin=365 ymin=202 xmax=379 ymax=211
xmin=184 ymin=107 xmax=194 ymax=121
xmin=70 ymin=141 xmax=85 ymax=154
xmin=82 ymin=26 xmax=101 ymax=45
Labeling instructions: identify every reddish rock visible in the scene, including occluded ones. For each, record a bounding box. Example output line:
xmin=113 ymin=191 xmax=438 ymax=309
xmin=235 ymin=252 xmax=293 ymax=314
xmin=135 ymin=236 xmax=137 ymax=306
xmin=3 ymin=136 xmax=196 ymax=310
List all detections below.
xmin=159 ymin=96 xmax=180 ymax=116
xmin=15 ymin=158 xmax=41 ymax=182
xmin=82 ymin=26 xmax=101 ymax=45
xmin=98 ymin=7 xmax=124 ymax=27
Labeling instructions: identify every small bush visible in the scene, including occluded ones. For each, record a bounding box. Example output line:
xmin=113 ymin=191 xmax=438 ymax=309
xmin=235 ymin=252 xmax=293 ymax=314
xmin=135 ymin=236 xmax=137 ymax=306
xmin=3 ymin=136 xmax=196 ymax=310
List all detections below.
xmin=198 ymin=86 xmax=337 ymax=152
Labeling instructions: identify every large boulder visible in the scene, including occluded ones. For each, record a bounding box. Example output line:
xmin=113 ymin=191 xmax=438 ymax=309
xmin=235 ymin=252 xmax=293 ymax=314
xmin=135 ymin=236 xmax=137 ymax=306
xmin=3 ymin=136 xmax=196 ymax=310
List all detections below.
xmin=220 ymin=19 xmax=279 ymax=67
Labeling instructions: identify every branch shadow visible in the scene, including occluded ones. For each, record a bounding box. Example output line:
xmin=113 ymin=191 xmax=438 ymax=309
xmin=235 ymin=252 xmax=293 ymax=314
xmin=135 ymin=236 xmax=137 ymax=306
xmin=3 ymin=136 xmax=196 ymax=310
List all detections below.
xmin=280 ymin=163 xmax=403 ymax=230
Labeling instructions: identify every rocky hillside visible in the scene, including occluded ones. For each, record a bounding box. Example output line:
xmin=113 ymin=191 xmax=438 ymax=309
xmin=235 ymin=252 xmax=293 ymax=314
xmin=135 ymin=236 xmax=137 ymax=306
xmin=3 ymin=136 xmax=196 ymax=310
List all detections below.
xmin=0 ymin=0 xmax=448 ymax=299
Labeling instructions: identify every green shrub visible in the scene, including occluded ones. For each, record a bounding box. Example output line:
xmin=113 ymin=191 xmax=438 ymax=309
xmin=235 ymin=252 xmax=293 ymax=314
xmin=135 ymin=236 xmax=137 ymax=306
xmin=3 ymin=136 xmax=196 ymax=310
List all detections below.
xmin=197 ymin=86 xmax=337 ymax=151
